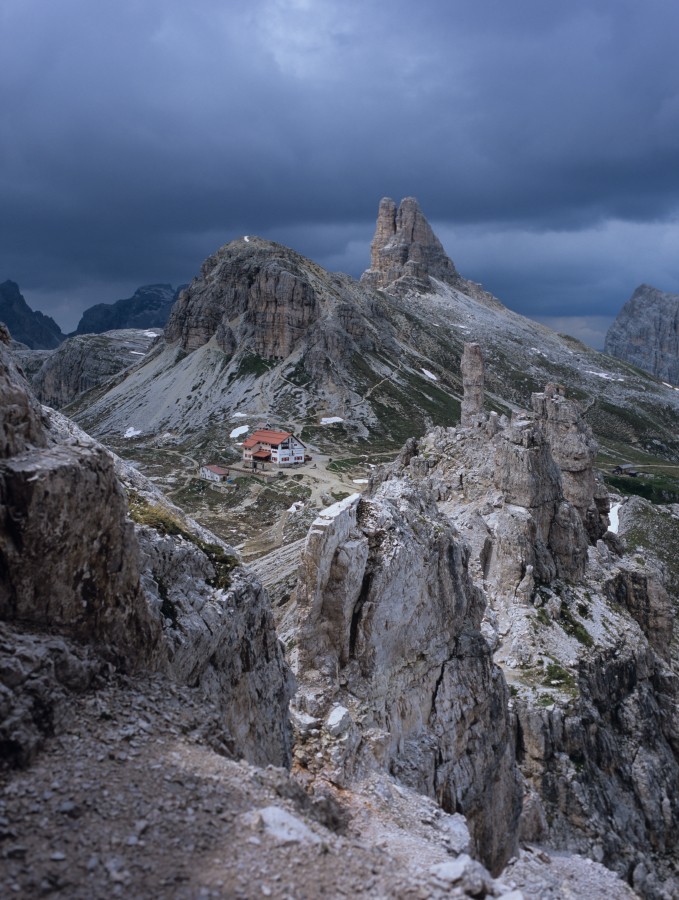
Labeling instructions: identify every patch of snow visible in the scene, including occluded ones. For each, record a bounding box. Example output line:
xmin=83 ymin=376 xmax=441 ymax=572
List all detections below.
xmin=453 ymin=324 xmax=469 ymax=330
xmin=231 ymin=412 xmax=248 ymax=418
xmin=123 ymin=427 xmax=142 ymax=438
xmin=352 ymin=478 xmax=369 ymax=484
xmin=243 ymin=235 xmax=250 ymax=242
xmin=585 ymin=370 xmax=624 ymax=382
xmin=421 ymin=368 xmax=438 ymax=381
xmin=287 ymin=501 xmax=304 ymax=513
xmin=320 ymin=416 xmax=344 ymax=425
xmin=608 ymin=503 xmax=621 ymax=534
xmin=129 ymin=350 xmax=145 ymax=355
xmin=229 ymin=425 xmax=249 ymax=438
xmin=143 ymin=331 xmax=158 ymax=338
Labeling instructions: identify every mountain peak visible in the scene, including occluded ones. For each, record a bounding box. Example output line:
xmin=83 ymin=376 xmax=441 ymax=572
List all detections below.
xmin=0 ymin=280 xmax=64 ymax=349
xmin=361 ymin=196 xmax=459 ymax=290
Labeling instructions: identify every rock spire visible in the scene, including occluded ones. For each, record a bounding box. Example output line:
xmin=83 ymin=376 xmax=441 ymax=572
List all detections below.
xmin=361 ymin=197 xmax=460 ymax=289
xmin=460 ymin=342 xmax=485 ymax=426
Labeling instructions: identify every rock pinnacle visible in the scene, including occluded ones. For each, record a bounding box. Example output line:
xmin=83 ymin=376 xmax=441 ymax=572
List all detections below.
xmin=361 ymin=197 xmax=459 ymax=290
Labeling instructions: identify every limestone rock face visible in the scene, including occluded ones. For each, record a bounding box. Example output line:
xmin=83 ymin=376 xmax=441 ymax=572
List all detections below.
xmin=0 ymin=441 xmax=162 ymax=669
xmin=374 ymin=357 xmax=679 ymax=894
xmin=134 ymin=520 xmax=294 ymax=766
xmin=361 ymin=197 xmax=460 ymax=290
xmin=488 ymin=409 xmax=592 ymax=586
xmin=290 ymin=486 xmax=522 ymax=875
xmin=514 ymin=637 xmax=679 ymax=896
xmin=605 ymin=284 xmax=679 ymax=385
xmin=31 ymin=329 xmax=160 ymax=409
xmin=532 ymin=383 xmax=607 ymax=541
xmin=0 ymin=335 xmax=160 ymax=670
xmin=165 ymin=239 xmax=321 ymax=357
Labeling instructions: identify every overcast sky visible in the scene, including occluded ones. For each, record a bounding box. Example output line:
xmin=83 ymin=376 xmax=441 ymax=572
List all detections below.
xmin=2 ymin=0 xmax=679 ymax=346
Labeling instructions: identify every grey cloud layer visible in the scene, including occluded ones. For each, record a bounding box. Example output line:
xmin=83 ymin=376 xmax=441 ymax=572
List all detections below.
xmin=2 ymin=0 xmax=679 ymax=339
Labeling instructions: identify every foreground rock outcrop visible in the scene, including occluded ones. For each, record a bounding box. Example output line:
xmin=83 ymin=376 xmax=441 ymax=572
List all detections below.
xmin=378 ymin=344 xmax=679 ymax=897
xmin=284 ymin=486 xmax=522 ymax=876
xmin=605 ymin=284 xmax=679 ymax=385
xmin=0 ymin=326 xmax=292 ymax=768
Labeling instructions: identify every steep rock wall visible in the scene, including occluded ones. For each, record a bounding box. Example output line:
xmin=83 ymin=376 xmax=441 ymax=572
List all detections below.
xmin=290 ymin=486 xmax=522 ymax=875
xmin=361 ymin=197 xmax=460 ymax=290
xmin=605 ymin=284 xmax=679 ymax=386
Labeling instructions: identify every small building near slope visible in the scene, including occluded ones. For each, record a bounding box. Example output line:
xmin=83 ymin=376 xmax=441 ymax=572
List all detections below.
xmin=242 ymin=429 xmax=306 ymax=467
xmin=200 ymin=464 xmax=230 ymax=482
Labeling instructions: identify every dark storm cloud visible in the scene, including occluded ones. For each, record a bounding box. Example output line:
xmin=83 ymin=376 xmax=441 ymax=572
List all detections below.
xmin=2 ymin=0 xmax=679 ymax=339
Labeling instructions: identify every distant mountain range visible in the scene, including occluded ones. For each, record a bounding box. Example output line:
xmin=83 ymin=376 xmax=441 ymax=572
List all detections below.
xmin=0 ymin=281 xmax=183 ymax=349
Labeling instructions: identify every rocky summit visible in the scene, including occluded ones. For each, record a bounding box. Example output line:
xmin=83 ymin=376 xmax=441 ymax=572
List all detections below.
xmin=0 ymin=280 xmax=64 ymax=349
xmin=361 ymin=196 xmax=462 ymax=290
xmin=2 ymin=200 xmax=679 ymax=898
xmin=605 ymin=283 xmax=679 ymax=386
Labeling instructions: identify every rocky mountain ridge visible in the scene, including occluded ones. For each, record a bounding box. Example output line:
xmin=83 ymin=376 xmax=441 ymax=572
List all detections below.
xmin=30 ymin=328 xmax=161 ymax=409
xmin=3 ymin=201 xmax=679 ymax=896
xmin=0 ymin=280 xmax=64 ymax=349
xmin=73 ymin=283 xmax=180 ymax=335
xmin=605 ymin=283 xmax=679 ymax=386
xmin=67 ymin=200 xmax=679 ymax=493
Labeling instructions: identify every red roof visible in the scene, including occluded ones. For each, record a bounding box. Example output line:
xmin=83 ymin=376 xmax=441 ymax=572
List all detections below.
xmin=242 ymin=428 xmax=293 ymax=448
xmin=204 ymin=465 xmax=229 ymax=475
xmin=252 ymin=450 xmax=271 ymax=459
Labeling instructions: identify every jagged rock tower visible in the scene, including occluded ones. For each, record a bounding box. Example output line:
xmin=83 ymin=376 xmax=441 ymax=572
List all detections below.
xmin=361 ymin=197 xmax=460 ymax=289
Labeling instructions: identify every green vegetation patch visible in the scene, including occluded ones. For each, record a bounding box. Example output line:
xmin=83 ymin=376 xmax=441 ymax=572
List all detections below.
xmin=542 ymin=662 xmax=577 ymax=694
xmin=233 ymin=352 xmax=277 ymax=379
xmin=559 ymin=605 xmax=594 ymax=647
xmin=536 ymin=693 xmax=556 ymax=708
xmin=604 ymin=473 xmax=679 ymax=504
xmin=285 ymin=359 xmax=313 ymax=386
xmin=128 ymin=491 xmax=238 ymax=590
xmin=327 ymin=457 xmax=364 ymax=473
xmin=330 ymin=490 xmax=352 ymax=502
